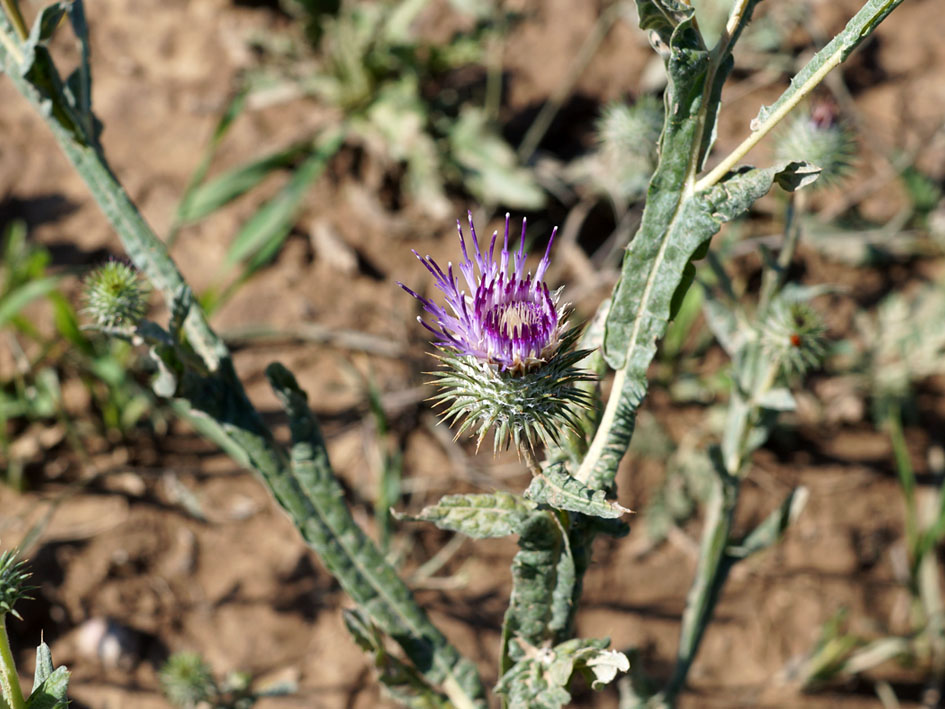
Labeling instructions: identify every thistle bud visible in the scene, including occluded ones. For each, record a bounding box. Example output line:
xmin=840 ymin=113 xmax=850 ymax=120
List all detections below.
xmin=0 ymin=550 xmax=34 ymax=621
xmin=761 ymin=299 xmax=827 ymax=376
xmin=83 ymin=261 xmax=149 ymax=330
xmin=399 ymin=213 xmax=593 ymax=453
xmin=774 ymin=101 xmax=856 ymax=188
xmin=159 ymin=652 xmax=215 ymax=708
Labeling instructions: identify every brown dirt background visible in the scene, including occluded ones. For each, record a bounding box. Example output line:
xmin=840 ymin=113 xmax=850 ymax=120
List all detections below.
xmin=2 ymin=0 xmax=945 ymax=707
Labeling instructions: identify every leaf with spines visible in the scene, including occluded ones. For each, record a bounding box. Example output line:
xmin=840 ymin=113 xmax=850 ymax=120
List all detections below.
xmin=397 ymin=492 xmax=537 ymax=539
xmin=25 ymin=643 xmax=69 ymax=709
xmin=265 ymin=364 xmax=485 ymax=706
xmin=525 ymin=464 xmax=630 ymax=520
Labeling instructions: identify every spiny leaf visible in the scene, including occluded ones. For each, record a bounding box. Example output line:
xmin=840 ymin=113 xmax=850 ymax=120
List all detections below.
xmin=525 ymin=464 xmax=629 ymax=520
xmin=265 ymin=363 xmax=485 ymax=706
xmin=397 ymin=492 xmax=537 ymax=539
xmin=25 ymin=666 xmax=69 ymax=709
xmin=31 ymin=643 xmax=54 ymax=693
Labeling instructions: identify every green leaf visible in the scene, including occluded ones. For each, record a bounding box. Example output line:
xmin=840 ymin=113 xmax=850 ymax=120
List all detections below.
xmin=342 ymin=609 xmax=452 ymax=709
xmin=634 ymin=0 xmax=692 ymax=45
xmin=525 ymin=464 xmax=629 ymax=519
xmin=0 ymin=275 xmax=63 ymax=330
xmin=496 ymin=638 xmax=625 ymax=708
xmin=31 ymin=643 xmax=54 ymax=692
xmin=583 ymin=162 xmax=816 ymax=490
xmin=756 ymin=387 xmax=796 ymax=412
xmin=177 ymin=141 xmax=309 ymax=224
xmin=727 ymin=486 xmax=809 ymax=560
xmin=396 ymin=492 xmax=537 ymax=539
xmin=20 ymin=3 xmax=68 ymax=72
xmin=223 ymin=129 xmax=344 ymax=271
xmin=447 ymin=107 xmax=545 ymax=210
xmin=25 ymin=661 xmax=69 ymax=709
xmin=265 ymin=364 xmax=485 ymax=707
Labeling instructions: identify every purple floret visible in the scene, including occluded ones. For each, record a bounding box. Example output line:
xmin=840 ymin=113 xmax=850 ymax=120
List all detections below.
xmin=399 ymin=212 xmax=562 ymax=371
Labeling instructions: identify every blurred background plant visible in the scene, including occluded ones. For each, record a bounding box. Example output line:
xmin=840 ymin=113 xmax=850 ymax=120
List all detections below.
xmin=169 ymin=0 xmax=546 ymax=315
xmin=159 ymin=650 xmax=295 ymax=709
xmin=1 ymin=220 xmax=164 ymax=495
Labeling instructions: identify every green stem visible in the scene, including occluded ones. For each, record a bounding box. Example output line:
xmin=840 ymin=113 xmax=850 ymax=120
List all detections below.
xmin=660 ymin=472 xmax=739 ymax=704
xmin=758 ymin=190 xmax=806 ymax=317
xmin=0 ymin=0 xmax=26 ymax=41
xmin=695 ymin=0 xmax=905 ymax=192
xmin=0 ymin=616 xmax=26 ymax=709
xmin=887 ymin=403 xmax=919 ymax=564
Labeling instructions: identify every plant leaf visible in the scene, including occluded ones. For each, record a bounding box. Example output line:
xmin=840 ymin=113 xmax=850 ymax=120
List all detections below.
xmin=525 ymin=464 xmax=629 ymax=519
xmin=265 ymin=364 xmax=485 ymax=706
xmin=178 ymin=141 xmax=309 ymax=224
xmin=223 ymin=129 xmax=344 ymax=271
xmin=396 ymin=492 xmax=537 ymax=539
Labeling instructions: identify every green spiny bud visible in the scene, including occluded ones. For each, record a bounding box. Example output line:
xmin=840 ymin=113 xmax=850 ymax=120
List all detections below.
xmin=597 ymin=95 xmax=663 ymax=160
xmin=0 ymin=550 xmax=35 ymax=621
xmin=761 ymin=299 xmax=827 ymax=376
xmin=83 ymin=260 xmax=149 ymax=330
xmin=774 ymin=101 xmax=856 ymax=188
xmin=159 ymin=651 xmax=215 ymax=708
xmin=431 ymin=325 xmax=594 ymax=455
xmin=592 ymin=95 xmax=664 ymax=203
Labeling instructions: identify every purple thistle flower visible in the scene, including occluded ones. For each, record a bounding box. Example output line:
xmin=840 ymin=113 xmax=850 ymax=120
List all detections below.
xmin=399 ymin=212 xmax=563 ymax=372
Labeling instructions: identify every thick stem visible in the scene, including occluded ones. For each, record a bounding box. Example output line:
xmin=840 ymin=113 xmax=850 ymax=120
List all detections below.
xmin=0 ymin=616 xmax=26 ymax=709
xmin=521 ymin=445 xmax=543 ymax=477
xmin=0 ymin=0 xmax=27 ymax=41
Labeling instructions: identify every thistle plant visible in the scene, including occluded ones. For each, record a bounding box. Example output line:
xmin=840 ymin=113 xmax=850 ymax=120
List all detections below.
xmin=400 ymin=213 xmax=593 ymax=458
xmin=0 ymin=0 xmax=908 ymax=706
xmin=0 ymin=551 xmax=69 ymax=709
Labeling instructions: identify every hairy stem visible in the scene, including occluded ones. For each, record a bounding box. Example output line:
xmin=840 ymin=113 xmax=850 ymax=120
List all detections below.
xmin=696 ymin=0 xmax=905 ymax=192
xmin=0 ymin=616 xmax=26 ymax=709
xmin=0 ymin=0 xmax=26 ymax=40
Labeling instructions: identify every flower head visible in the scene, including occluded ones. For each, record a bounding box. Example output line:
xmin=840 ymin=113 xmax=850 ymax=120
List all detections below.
xmin=400 ymin=213 xmax=593 ymax=453
xmin=400 ymin=212 xmax=564 ymax=372
xmin=83 ymin=260 xmax=149 ymax=330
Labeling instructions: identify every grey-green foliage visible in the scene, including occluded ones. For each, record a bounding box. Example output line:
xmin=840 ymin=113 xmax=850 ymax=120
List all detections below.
xmin=397 ymin=492 xmax=538 ymax=539
xmin=525 ymin=464 xmax=629 ymax=519
xmin=344 ymin=609 xmax=452 ymax=708
xmin=495 ymin=637 xmax=629 ymax=708
xmin=861 ymin=282 xmax=945 ymax=411
xmin=159 ymin=651 xmax=295 ymax=709
xmin=0 ymin=7 xmax=485 ymax=707
xmin=25 ymin=643 xmax=69 ymax=709
xmin=245 ymin=0 xmax=542 ymax=218
xmin=0 ymin=0 xmax=909 ymax=705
